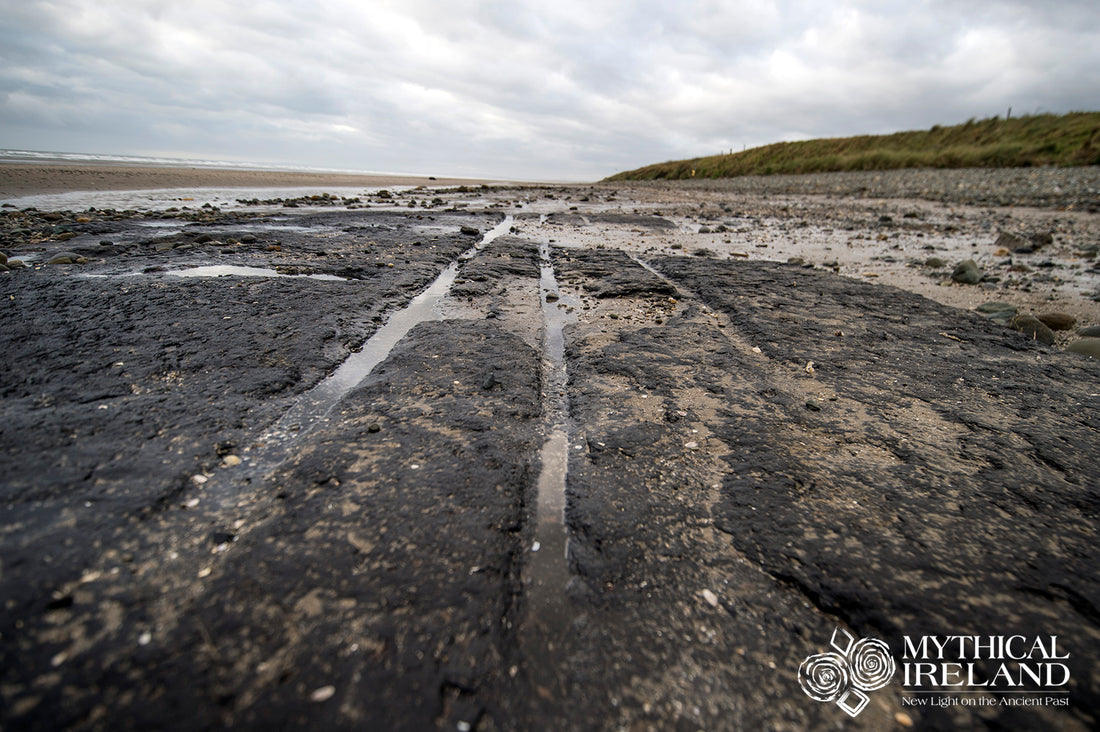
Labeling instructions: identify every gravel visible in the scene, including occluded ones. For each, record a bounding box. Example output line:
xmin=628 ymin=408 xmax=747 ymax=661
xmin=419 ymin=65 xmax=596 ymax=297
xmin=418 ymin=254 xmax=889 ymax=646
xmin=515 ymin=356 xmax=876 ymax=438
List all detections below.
xmin=613 ymin=166 xmax=1100 ymax=211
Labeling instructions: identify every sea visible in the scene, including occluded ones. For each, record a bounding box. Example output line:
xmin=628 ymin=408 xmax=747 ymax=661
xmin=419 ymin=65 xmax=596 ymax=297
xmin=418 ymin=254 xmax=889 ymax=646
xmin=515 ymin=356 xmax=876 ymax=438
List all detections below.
xmin=0 ymin=148 xmax=390 ymax=175
xmin=0 ymin=148 xmax=423 ymax=211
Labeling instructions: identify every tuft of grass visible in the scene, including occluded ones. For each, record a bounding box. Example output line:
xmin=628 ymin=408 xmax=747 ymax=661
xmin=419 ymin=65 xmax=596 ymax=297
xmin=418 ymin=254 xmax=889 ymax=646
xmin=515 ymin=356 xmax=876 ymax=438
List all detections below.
xmin=606 ymin=111 xmax=1100 ymax=181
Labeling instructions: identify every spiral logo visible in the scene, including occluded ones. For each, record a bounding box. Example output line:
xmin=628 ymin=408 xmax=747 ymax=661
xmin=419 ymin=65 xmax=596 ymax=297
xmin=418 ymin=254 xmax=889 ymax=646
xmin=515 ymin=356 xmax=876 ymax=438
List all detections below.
xmin=849 ymin=637 xmax=896 ymax=692
xmin=798 ymin=652 xmax=850 ymax=702
xmin=797 ymin=627 xmax=896 ymax=718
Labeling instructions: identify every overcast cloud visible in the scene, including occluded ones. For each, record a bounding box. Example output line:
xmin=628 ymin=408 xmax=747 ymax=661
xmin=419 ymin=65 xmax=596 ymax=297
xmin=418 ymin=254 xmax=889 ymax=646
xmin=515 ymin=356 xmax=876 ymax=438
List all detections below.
xmin=2 ymin=0 xmax=1098 ymax=180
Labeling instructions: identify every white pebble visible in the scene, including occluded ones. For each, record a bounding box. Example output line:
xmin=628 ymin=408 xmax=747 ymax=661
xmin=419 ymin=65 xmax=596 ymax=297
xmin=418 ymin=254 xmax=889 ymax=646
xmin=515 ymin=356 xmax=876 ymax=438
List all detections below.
xmin=310 ymin=685 xmax=336 ymax=702
xmin=702 ymin=589 xmax=719 ymax=607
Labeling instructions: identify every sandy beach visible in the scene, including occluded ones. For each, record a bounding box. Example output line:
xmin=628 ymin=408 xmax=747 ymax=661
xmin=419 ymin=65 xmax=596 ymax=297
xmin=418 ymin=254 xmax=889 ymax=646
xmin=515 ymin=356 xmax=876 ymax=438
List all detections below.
xmin=0 ymin=162 xmax=495 ymax=199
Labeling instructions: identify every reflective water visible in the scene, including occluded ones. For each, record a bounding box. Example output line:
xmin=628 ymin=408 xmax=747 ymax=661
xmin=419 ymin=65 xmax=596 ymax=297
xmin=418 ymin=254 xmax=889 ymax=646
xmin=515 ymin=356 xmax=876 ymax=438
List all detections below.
xmin=519 ymin=241 xmax=579 ymax=701
xmin=169 ymin=265 xmax=346 ymax=281
xmin=0 ymin=186 xmax=415 ymax=212
xmin=251 ymin=215 xmax=515 ymax=455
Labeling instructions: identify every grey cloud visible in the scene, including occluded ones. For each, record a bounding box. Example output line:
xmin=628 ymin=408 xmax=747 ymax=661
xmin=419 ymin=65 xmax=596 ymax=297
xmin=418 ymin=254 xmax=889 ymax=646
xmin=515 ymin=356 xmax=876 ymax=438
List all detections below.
xmin=1 ymin=0 xmax=1097 ymax=180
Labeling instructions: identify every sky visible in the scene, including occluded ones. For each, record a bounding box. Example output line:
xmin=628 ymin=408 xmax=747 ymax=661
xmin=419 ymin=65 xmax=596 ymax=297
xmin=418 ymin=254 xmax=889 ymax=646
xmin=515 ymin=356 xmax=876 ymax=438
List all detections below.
xmin=2 ymin=1 xmax=1099 ymax=182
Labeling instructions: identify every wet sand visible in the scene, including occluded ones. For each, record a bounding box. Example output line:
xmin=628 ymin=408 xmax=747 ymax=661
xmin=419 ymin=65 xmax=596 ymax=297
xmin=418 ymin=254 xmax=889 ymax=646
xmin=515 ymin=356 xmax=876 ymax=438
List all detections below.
xmin=0 ymin=162 xmax=495 ymax=198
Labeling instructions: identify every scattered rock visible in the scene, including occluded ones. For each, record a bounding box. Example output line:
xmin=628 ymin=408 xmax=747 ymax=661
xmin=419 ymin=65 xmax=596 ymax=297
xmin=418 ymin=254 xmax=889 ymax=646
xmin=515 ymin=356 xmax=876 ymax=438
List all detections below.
xmin=924 ymin=256 xmax=947 ymax=269
xmin=804 ymin=399 xmax=821 ymax=412
xmin=977 ymin=302 xmax=1018 ymax=326
xmin=1030 ymin=232 xmax=1054 ymax=249
xmin=701 ymin=589 xmax=719 ymax=607
xmin=47 ymin=252 xmax=86 ymax=265
xmin=193 ymin=234 xmax=213 ymax=244
xmin=222 ymin=455 xmax=242 ymax=467
xmin=240 ymin=234 xmax=257 ymax=244
xmin=55 ymin=232 xmax=77 ymax=242
xmin=545 ymin=293 xmax=559 ymax=303
xmin=0 ymin=251 xmax=7 ymax=265
xmin=994 ymin=232 xmax=1027 ymax=251
xmin=1066 ymin=338 xmax=1100 ymax=358
xmin=460 ymin=226 xmax=480 ymax=236
xmin=787 ymin=257 xmax=805 ymax=266
xmin=1037 ymin=312 xmax=1076 ymax=331
xmin=975 ymin=302 xmax=1017 ymax=315
xmin=309 ymin=685 xmax=335 ymax=702
xmin=1010 ymin=314 xmax=1055 ymax=345
xmin=951 ymin=259 xmax=983 ymax=285
xmin=1078 ymin=325 xmax=1100 ymax=337
xmin=367 ymin=423 xmax=381 ymax=434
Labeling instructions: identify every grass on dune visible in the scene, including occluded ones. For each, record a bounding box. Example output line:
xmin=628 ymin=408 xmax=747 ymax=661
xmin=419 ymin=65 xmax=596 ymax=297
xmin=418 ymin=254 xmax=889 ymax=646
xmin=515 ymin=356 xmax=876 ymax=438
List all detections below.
xmin=606 ymin=111 xmax=1100 ymax=181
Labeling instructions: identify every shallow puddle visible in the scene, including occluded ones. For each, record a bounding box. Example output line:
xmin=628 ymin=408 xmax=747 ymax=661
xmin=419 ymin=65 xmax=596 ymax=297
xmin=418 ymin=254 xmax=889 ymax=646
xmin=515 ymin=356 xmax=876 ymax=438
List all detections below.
xmin=518 ymin=242 xmax=579 ymax=699
xmin=169 ymin=265 xmax=346 ymax=281
xmin=249 ymin=215 xmax=515 ymax=458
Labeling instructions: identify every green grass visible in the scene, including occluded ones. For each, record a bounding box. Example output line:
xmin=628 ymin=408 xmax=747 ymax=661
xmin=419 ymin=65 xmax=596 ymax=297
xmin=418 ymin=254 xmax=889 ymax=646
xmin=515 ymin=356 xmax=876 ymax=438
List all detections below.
xmin=605 ymin=112 xmax=1100 ymax=181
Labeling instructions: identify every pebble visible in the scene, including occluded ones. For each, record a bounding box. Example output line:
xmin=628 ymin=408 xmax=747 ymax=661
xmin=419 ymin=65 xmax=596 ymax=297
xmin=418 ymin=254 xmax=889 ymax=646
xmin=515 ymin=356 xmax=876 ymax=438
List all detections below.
xmin=222 ymin=455 xmax=242 ymax=467
xmin=975 ymin=302 xmax=1017 ymax=314
xmin=951 ymin=259 xmax=983 ymax=284
xmin=701 ymin=589 xmax=719 ymax=607
xmin=47 ymin=252 xmax=86 ymax=265
xmin=1010 ymin=314 xmax=1055 ymax=345
xmin=1037 ymin=312 xmax=1076 ymax=331
xmin=0 ymin=251 xmax=6 ymax=264
xmin=1066 ymin=338 xmax=1100 ymax=358
xmin=309 ymin=685 xmax=336 ymax=702
xmin=1078 ymin=325 xmax=1100 ymax=337
xmin=924 ymin=256 xmax=947 ymax=269
xmin=994 ymin=232 xmax=1027 ymax=251
xmin=460 ymin=226 xmax=480 ymax=236
xmin=895 ymin=711 xmax=914 ymax=727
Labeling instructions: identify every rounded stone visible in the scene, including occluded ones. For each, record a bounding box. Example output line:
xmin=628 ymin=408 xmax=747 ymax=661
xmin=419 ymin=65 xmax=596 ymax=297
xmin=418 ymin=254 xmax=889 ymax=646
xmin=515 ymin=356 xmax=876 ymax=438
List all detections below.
xmin=976 ymin=302 xmax=1017 ymax=315
xmin=1066 ymin=338 xmax=1100 ymax=358
xmin=1010 ymin=314 xmax=1055 ymax=346
xmin=1037 ymin=312 xmax=1076 ymax=331
xmin=47 ymin=252 xmax=86 ymax=265
xmin=1078 ymin=325 xmax=1100 ymax=337
xmin=951 ymin=259 xmax=983 ymax=285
